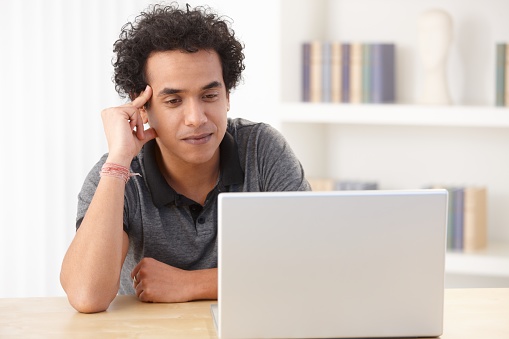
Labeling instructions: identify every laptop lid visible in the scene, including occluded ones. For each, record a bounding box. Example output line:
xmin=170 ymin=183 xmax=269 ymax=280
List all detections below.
xmin=216 ymin=189 xmax=447 ymax=339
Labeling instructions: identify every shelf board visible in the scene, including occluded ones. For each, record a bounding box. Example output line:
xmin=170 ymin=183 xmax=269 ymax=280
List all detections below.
xmin=279 ymin=103 xmax=509 ymax=128
xmin=445 ymin=242 xmax=509 ymax=277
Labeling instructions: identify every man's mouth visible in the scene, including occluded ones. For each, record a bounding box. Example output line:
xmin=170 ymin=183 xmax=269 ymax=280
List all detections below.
xmin=182 ymin=133 xmax=213 ymax=145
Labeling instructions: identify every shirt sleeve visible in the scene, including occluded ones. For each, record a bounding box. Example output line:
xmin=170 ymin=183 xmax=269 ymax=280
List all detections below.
xmin=254 ymin=123 xmax=312 ymax=192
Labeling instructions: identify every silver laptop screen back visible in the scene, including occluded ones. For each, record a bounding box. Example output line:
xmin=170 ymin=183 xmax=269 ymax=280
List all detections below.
xmin=218 ymin=190 xmax=447 ymax=339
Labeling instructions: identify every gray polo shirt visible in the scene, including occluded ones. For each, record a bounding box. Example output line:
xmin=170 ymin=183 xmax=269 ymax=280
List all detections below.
xmin=76 ymin=118 xmax=310 ymax=294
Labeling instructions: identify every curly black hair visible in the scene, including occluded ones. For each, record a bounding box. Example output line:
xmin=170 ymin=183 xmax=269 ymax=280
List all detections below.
xmin=112 ymin=2 xmax=245 ymax=100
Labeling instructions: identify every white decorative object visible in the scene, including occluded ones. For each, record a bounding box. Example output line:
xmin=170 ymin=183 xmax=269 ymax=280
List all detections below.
xmin=417 ymin=9 xmax=453 ymax=105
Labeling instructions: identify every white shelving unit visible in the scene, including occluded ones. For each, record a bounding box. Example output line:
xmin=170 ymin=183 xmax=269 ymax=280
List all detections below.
xmin=277 ymin=0 xmax=509 ymax=287
xmin=280 ymin=103 xmax=509 ymax=127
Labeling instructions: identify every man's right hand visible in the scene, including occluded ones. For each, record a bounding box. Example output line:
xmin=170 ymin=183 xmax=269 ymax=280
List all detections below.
xmin=101 ymin=85 xmax=157 ymax=166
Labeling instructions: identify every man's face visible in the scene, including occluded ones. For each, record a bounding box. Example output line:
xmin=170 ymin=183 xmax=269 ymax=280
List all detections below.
xmin=142 ymin=49 xmax=229 ymax=166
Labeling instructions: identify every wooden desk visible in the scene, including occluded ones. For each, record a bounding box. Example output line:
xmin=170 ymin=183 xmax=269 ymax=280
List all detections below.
xmin=1 ymin=288 xmax=508 ymax=338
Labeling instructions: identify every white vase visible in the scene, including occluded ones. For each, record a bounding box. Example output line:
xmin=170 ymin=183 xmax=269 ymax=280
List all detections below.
xmin=417 ymin=9 xmax=453 ymax=105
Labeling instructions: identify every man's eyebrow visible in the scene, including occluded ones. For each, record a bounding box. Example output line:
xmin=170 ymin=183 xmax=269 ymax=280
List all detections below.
xmin=158 ymin=88 xmax=182 ymax=96
xmin=157 ymin=81 xmax=223 ymax=97
xmin=202 ymin=81 xmax=223 ymax=90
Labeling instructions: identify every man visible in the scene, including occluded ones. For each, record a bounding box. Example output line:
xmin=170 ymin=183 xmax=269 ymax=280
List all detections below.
xmin=60 ymin=3 xmax=310 ymax=313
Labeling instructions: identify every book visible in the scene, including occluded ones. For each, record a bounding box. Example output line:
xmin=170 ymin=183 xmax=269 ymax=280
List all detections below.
xmin=463 ymin=186 xmax=487 ymax=252
xmin=322 ymin=42 xmax=332 ymax=102
xmin=302 ymin=43 xmax=311 ymax=102
xmin=307 ymin=177 xmax=335 ymax=191
xmin=452 ymin=187 xmax=465 ymax=251
xmin=330 ymin=42 xmax=342 ymax=103
xmin=341 ymin=43 xmax=351 ymax=103
xmin=307 ymin=178 xmax=378 ymax=191
xmin=370 ymin=43 xmax=396 ymax=103
xmin=505 ymin=43 xmax=509 ymax=106
xmin=425 ymin=185 xmax=460 ymax=250
xmin=302 ymin=41 xmax=397 ymax=105
xmin=428 ymin=184 xmax=488 ymax=252
xmin=496 ymin=43 xmax=506 ymax=106
xmin=335 ymin=180 xmax=378 ymax=190
xmin=310 ymin=41 xmax=322 ymax=103
xmin=349 ymin=43 xmax=363 ymax=103
xmin=445 ymin=187 xmax=455 ymax=250
xmin=362 ymin=44 xmax=372 ymax=103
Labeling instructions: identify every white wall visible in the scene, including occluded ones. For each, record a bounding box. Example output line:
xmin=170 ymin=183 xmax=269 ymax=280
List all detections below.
xmin=0 ymin=0 xmax=280 ymax=297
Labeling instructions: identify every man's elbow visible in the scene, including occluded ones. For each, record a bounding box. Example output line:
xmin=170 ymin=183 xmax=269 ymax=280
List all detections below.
xmin=60 ymin=272 xmax=117 ymax=313
xmin=66 ymin=292 xmax=113 ymax=313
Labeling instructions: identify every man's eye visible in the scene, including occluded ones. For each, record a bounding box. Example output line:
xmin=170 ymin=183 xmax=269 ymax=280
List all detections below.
xmin=203 ymin=93 xmax=219 ymax=100
xmin=165 ymin=98 xmax=181 ymax=105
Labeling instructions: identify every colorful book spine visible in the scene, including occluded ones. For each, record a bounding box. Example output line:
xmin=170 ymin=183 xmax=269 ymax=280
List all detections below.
xmin=307 ymin=178 xmax=335 ymax=191
xmin=446 ymin=187 xmax=455 ymax=250
xmin=349 ymin=43 xmax=363 ymax=103
xmin=310 ymin=41 xmax=322 ymax=103
xmin=505 ymin=44 xmax=509 ymax=107
xmin=322 ymin=42 xmax=331 ymax=102
xmin=307 ymin=178 xmax=378 ymax=191
xmin=463 ymin=187 xmax=487 ymax=252
xmin=341 ymin=43 xmax=351 ymax=103
xmin=330 ymin=42 xmax=342 ymax=103
xmin=371 ymin=43 xmax=396 ymax=103
xmin=302 ymin=43 xmax=311 ymax=102
xmin=428 ymin=184 xmax=487 ymax=252
xmin=495 ymin=43 xmax=505 ymax=106
xmin=301 ymin=41 xmax=396 ymax=104
xmin=452 ymin=187 xmax=465 ymax=251
xmin=335 ymin=180 xmax=378 ymax=190
xmin=362 ymin=44 xmax=372 ymax=103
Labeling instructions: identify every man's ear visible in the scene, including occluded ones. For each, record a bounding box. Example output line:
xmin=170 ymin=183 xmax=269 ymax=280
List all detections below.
xmin=140 ymin=106 xmax=149 ymax=124
xmin=226 ymin=92 xmax=230 ymax=112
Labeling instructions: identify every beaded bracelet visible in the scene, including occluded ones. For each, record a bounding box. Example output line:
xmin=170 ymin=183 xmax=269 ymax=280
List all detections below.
xmin=100 ymin=162 xmax=141 ymax=183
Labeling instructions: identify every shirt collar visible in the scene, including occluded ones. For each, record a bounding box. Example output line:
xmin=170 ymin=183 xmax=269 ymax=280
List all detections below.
xmin=143 ymin=131 xmax=244 ymax=208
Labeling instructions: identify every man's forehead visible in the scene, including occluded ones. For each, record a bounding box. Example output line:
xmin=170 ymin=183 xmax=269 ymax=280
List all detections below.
xmin=145 ymin=50 xmax=224 ymax=89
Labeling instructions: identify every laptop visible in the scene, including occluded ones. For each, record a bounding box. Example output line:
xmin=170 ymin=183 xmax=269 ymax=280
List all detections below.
xmin=213 ymin=189 xmax=448 ymax=339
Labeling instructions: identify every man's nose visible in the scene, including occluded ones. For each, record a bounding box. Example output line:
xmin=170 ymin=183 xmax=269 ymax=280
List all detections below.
xmin=184 ymin=99 xmax=207 ymax=126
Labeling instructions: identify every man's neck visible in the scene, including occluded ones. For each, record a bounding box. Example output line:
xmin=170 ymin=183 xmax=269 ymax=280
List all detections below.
xmin=155 ymin=146 xmax=220 ymax=206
